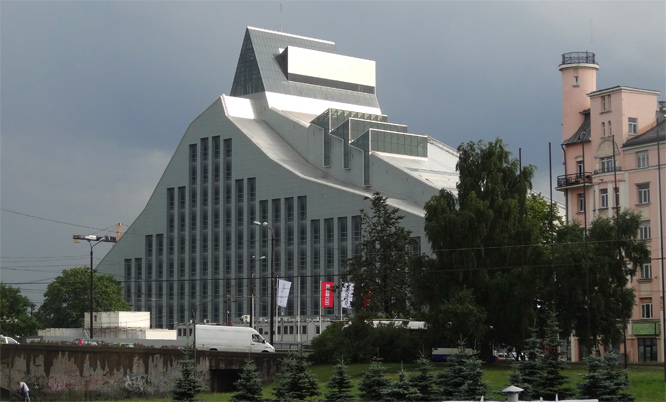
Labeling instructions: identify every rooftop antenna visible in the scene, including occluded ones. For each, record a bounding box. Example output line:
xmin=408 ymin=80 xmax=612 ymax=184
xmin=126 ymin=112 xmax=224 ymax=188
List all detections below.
xmin=280 ymin=3 xmax=283 ymax=32
xmin=590 ymin=18 xmax=593 ymax=45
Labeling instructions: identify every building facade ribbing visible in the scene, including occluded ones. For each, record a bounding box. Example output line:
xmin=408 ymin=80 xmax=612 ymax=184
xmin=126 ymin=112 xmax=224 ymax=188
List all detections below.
xmin=97 ymin=27 xmax=459 ymax=333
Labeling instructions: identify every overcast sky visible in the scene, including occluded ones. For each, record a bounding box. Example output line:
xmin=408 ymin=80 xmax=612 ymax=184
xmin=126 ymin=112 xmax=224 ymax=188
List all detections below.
xmin=2 ymin=1 xmax=664 ymax=307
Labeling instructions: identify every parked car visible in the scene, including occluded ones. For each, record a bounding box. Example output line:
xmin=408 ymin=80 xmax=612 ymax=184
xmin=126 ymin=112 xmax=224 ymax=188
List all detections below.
xmin=71 ymin=338 xmax=98 ymax=345
xmin=0 ymin=335 xmax=19 ymax=344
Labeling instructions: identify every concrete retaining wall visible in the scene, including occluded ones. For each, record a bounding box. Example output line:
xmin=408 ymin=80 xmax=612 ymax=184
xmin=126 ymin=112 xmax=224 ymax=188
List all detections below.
xmin=0 ymin=344 xmax=280 ymax=400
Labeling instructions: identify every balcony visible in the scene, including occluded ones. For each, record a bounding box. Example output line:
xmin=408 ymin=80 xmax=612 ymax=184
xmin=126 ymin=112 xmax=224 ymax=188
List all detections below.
xmin=593 ymin=165 xmax=622 ymax=175
xmin=557 ymin=172 xmax=592 ymax=189
xmin=560 ymin=52 xmax=596 ymax=66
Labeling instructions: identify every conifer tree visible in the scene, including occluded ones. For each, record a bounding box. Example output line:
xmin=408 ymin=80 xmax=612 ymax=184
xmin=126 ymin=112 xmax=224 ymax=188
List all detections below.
xmin=347 ymin=192 xmax=416 ymax=318
xmin=358 ymin=357 xmax=391 ymax=401
xmin=272 ymin=350 xmax=320 ymax=401
xmin=231 ymin=359 xmax=264 ymax=402
xmin=508 ymin=329 xmax=542 ymax=400
xmin=537 ymin=311 xmax=570 ymax=400
xmin=577 ymin=350 xmax=634 ymax=402
xmin=435 ymin=351 xmax=467 ymax=400
xmin=382 ymin=369 xmax=420 ymax=402
xmin=325 ymin=358 xmax=354 ymax=401
xmin=171 ymin=351 xmax=206 ymax=402
xmin=408 ymin=354 xmax=437 ymax=401
xmin=458 ymin=356 xmax=488 ymax=401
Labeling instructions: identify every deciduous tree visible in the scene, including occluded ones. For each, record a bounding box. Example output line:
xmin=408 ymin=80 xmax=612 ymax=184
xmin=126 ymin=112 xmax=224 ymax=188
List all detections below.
xmin=416 ymin=139 xmax=541 ymax=354
xmin=552 ymin=210 xmax=649 ymax=350
xmin=36 ymin=267 xmax=130 ymax=328
xmin=0 ymin=284 xmax=39 ymax=337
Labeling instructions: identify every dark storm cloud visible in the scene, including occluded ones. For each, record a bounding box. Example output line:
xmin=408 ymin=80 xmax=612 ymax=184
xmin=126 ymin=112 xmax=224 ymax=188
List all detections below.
xmin=1 ymin=1 xmax=664 ymax=305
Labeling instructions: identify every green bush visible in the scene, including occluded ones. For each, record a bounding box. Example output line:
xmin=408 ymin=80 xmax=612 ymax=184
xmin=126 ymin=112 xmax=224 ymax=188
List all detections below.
xmin=311 ymin=316 xmax=428 ymax=363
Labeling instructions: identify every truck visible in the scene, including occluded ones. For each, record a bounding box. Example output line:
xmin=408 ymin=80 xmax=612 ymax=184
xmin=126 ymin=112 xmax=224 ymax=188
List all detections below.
xmin=195 ymin=325 xmax=275 ymax=353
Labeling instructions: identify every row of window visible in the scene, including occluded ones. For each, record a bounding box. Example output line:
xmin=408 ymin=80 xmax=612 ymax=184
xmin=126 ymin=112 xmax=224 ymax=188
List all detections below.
xmin=577 ymin=182 xmax=651 ymax=213
xmin=578 ymin=149 xmax=649 ymax=177
xmin=600 ymin=117 xmax=638 ymax=137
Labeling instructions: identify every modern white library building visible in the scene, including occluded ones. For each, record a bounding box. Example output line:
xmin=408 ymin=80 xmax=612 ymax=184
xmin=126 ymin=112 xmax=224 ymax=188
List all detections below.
xmin=97 ymin=27 xmax=459 ymax=341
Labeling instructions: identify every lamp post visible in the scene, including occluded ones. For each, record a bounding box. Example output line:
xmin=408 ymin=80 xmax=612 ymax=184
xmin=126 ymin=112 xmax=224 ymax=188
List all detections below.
xmin=73 ymin=234 xmax=117 ymax=339
xmin=252 ymin=220 xmax=275 ymax=345
xmin=249 ymin=255 xmax=266 ymax=330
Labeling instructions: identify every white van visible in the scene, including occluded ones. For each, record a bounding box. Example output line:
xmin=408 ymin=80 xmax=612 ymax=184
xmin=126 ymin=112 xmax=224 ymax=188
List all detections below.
xmin=195 ymin=325 xmax=275 ymax=353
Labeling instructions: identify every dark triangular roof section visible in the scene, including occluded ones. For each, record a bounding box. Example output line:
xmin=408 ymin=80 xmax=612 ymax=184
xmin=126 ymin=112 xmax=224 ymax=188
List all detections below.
xmin=623 ymin=119 xmax=666 ymax=148
xmin=562 ymin=109 xmax=591 ymax=145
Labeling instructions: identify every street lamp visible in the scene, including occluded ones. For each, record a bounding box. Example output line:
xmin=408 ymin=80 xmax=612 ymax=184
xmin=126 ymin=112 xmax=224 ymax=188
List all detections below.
xmin=73 ymin=234 xmax=117 ymax=339
xmin=252 ymin=220 xmax=275 ymax=345
xmin=249 ymin=255 xmax=266 ymax=330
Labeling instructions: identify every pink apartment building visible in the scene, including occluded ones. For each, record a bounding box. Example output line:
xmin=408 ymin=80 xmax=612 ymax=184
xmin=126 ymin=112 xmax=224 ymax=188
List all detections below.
xmin=557 ymin=51 xmax=666 ymax=363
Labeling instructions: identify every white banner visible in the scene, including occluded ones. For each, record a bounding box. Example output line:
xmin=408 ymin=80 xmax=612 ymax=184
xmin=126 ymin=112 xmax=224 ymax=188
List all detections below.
xmin=277 ymin=279 xmax=292 ymax=308
xmin=341 ymin=282 xmax=354 ymax=309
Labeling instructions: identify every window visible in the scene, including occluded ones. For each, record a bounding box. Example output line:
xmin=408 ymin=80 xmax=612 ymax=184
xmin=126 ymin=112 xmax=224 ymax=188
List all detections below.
xmin=578 ymin=193 xmax=585 ymax=212
xmin=639 ymin=220 xmax=651 ymax=240
xmin=601 ymin=122 xmax=606 ymax=137
xmin=641 ymin=299 xmax=653 ymax=319
xmin=576 ymin=160 xmax=585 ymax=177
xmin=637 ymin=183 xmax=650 ymax=204
xmin=638 ymin=338 xmax=658 ymax=362
xmin=628 ymin=117 xmax=638 ymax=135
xmin=600 ymin=156 xmax=615 ymax=173
xmin=602 ymin=95 xmax=611 ymax=111
xmin=608 ymin=121 xmax=612 ymax=136
xmin=600 ymin=188 xmax=608 ymax=209
xmin=637 ymin=151 xmax=649 ymax=169
xmin=640 ymin=263 xmax=652 ymax=280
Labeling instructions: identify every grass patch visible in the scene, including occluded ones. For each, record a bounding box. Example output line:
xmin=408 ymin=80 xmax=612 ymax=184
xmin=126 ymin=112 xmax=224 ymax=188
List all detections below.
xmin=96 ymin=361 xmax=665 ymax=401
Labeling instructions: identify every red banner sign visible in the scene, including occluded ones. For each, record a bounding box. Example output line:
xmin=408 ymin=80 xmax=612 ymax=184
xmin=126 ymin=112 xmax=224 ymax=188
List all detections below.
xmin=321 ymin=281 xmax=334 ymax=308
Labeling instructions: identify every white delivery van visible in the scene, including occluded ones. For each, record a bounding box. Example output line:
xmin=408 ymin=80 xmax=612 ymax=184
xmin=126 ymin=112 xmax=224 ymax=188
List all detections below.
xmin=195 ymin=325 xmax=275 ymax=353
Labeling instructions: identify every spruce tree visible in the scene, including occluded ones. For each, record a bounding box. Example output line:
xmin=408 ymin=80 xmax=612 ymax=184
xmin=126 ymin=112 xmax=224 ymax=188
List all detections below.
xmin=536 ymin=311 xmax=570 ymax=400
xmin=325 ymin=358 xmax=354 ymax=401
xmin=358 ymin=357 xmax=391 ymax=401
xmin=408 ymin=354 xmax=436 ymax=401
xmin=272 ymin=350 xmax=320 ymax=401
xmin=171 ymin=351 xmax=206 ymax=402
xmin=577 ymin=350 xmax=634 ymax=402
xmin=435 ymin=351 xmax=467 ymax=400
xmin=382 ymin=369 xmax=420 ymax=401
xmin=231 ymin=359 xmax=264 ymax=402
xmin=508 ymin=329 xmax=542 ymax=400
xmin=458 ymin=356 xmax=488 ymax=400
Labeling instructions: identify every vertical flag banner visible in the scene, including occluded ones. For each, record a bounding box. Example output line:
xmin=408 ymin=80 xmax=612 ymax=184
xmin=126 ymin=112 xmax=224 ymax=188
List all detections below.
xmin=277 ymin=279 xmax=291 ymax=308
xmin=341 ymin=282 xmax=354 ymax=309
xmin=321 ymin=281 xmax=335 ymax=308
